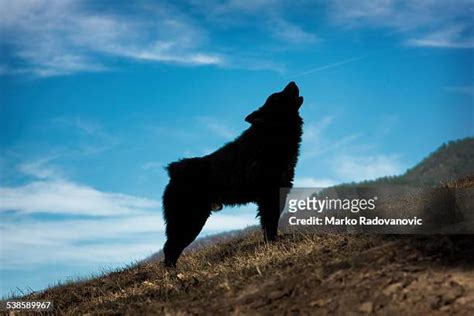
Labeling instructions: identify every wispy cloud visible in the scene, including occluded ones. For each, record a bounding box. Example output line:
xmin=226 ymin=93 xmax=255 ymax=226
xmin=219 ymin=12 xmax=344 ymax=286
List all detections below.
xmin=0 ymin=179 xmax=160 ymax=216
xmin=268 ymin=16 xmax=317 ymax=44
xmin=51 ymin=116 xmax=119 ymax=155
xmin=329 ymin=0 xmax=474 ymax=49
xmin=71 ymin=117 xmax=105 ymax=136
xmin=0 ymin=0 xmax=222 ymax=76
xmin=0 ymin=0 xmax=302 ymax=77
xmin=3 ymin=0 xmax=470 ymax=78
xmin=333 ymin=154 xmax=405 ymax=182
xmin=407 ymin=25 xmax=474 ymax=49
xmin=299 ymin=114 xmax=407 ymax=183
xmin=142 ymin=161 xmax=163 ymax=171
xmin=301 ymin=115 xmax=362 ymax=160
xmin=294 ymin=177 xmax=338 ymax=188
xmin=188 ymin=0 xmax=315 ymax=44
xmin=0 ymin=157 xmax=161 ymax=268
xmin=0 ymin=158 xmax=257 ymax=269
xmin=198 ymin=117 xmax=237 ymax=140
xmin=1 ymin=210 xmax=256 ymax=267
xmin=17 ymin=156 xmax=63 ymax=180
xmin=288 ymin=55 xmax=367 ymax=78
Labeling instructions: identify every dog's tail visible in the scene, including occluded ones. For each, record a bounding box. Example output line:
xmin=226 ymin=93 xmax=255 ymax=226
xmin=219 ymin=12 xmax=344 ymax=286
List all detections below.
xmin=166 ymin=158 xmax=206 ymax=179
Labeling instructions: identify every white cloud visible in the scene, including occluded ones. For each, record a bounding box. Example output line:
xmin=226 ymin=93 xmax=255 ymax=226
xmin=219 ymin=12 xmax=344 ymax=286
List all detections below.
xmin=3 ymin=155 xmax=160 ymax=217
xmin=0 ymin=210 xmax=257 ymax=268
xmin=206 ymin=211 xmax=258 ymax=231
xmin=1 ymin=214 xmax=164 ymax=267
xmin=0 ymin=179 xmax=160 ymax=216
xmin=2 ymin=215 xmax=164 ymax=248
xmin=1 ymin=157 xmax=163 ymax=268
xmin=2 ymin=0 xmax=471 ymax=77
xmin=18 ymin=156 xmax=62 ymax=180
xmin=142 ymin=161 xmax=163 ymax=171
xmin=187 ymin=0 xmax=316 ymax=45
xmin=70 ymin=117 xmax=105 ymax=136
xmin=268 ymin=16 xmax=317 ymax=44
xmin=330 ymin=0 xmax=465 ymax=30
xmin=0 ymin=0 xmax=222 ymax=76
xmin=302 ymin=115 xmax=334 ymax=144
xmin=407 ymin=25 xmax=474 ymax=48
xmin=0 ymin=158 xmax=258 ymax=269
xmin=333 ymin=154 xmax=405 ymax=182
xmin=331 ymin=0 xmax=417 ymax=29
xmin=199 ymin=117 xmax=237 ymax=140
xmin=329 ymin=0 xmax=474 ymax=49
xmin=294 ymin=177 xmax=338 ymax=188
xmin=301 ymin=115 xmax=362 ymax=160
xmin=51 ymin=116 xmax=119 ymax=155
xmin=299 ymin=114 xmax=407 ymax=184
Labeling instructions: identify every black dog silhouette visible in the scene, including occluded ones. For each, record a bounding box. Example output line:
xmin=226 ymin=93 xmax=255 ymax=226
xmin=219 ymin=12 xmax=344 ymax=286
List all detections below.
xmin=162 ymin=82 xmax=304 ymax=267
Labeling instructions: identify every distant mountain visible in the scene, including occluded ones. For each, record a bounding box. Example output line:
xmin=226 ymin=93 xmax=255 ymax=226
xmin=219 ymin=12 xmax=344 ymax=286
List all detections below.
xmin=339 ymin=137 xmax=474 ymax=187
xmin=402 ymin=137 xmax=474 ymax=186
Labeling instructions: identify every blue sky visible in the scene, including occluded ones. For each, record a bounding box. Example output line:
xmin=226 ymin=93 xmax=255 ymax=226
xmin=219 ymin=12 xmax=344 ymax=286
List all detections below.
xmin=0 ymin=0 xmax=473 ymax=296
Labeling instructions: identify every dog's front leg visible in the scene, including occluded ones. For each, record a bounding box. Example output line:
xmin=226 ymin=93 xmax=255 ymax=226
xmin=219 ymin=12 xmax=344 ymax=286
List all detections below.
xmin=257 ymin=196 xmax=282 ymax=242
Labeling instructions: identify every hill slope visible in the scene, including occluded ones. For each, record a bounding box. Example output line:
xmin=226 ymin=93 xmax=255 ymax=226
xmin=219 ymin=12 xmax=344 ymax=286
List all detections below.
xmin=22 ymin=176 xmax=474 ymax=314
xmin=24 ymin=232 xmax=474 ymax=314
xmin=342 ymin=137 xmax=474 ymax=187
xmin=402 ymin=137 xmax=474 ymax=185
xmin=14 ymin=139 xmax=474 ymax=314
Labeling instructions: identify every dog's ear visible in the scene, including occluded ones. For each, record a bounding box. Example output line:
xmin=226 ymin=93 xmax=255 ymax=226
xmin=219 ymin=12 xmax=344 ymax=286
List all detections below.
xmin=296 ymin=96 xmax=304 ymax=109
xmin=245 ymin=110 xmax=264 ymax=124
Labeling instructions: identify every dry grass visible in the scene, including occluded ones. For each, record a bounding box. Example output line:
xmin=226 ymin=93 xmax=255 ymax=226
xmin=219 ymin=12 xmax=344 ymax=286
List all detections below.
xmin=444 ymin=175 xmax=474 ymax=189
xmin=24 ymin=233 xmax=349 ymax=313
xmin=20 ymin=231 xmax=474 ymax=315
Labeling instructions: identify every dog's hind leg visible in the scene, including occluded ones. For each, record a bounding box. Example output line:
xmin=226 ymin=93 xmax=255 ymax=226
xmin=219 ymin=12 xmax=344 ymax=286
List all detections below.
xmin=163 ymin=209 xmax=210 ymax=267
xmin=163 ymin=206 xmax=211 ymax=267
xmin=163 ymin=184 xmax=210 ymax=267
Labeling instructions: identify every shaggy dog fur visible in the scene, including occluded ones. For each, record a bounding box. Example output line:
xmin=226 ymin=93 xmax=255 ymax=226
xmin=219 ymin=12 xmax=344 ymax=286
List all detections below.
xmin=162 ymin=82 xmax=304 ymax=267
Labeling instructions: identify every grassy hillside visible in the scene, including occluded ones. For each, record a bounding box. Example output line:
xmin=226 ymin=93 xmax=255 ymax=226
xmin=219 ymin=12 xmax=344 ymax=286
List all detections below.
xmin=337 ymin=137 xmax=474 ymax=187
xmin=402 ymin=137 xmax=474 ymax=185
xmin=23 ymin=233 xmax=474 ymax=314
xmin=18 ymin=177 xmax=474 ymax=314
xmin=10 ymin=139 xmax=474 ymax=314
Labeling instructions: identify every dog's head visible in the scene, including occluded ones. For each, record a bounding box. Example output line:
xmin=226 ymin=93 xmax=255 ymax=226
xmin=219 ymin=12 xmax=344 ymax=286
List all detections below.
xmin=245 ymin=82 xmax=303 ymax=126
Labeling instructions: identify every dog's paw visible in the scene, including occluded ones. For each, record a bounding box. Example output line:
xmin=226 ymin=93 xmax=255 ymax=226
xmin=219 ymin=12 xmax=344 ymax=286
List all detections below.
xmin=264 ymin=234 xmax=279 ymax=243
xmin=163 ymin=259 xmax=177 ymax=268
